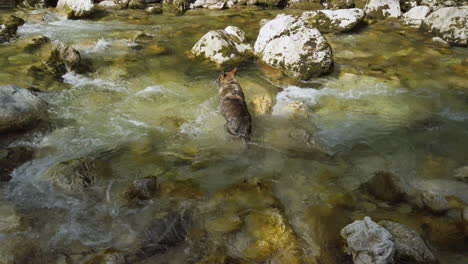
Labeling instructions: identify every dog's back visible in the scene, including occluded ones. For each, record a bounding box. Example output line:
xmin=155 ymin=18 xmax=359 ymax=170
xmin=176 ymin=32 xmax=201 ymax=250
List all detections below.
xmin=217 ymin=68 xmax=252 ymax=141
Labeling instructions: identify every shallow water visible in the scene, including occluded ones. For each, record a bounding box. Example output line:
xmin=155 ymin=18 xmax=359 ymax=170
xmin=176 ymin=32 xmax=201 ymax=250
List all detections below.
xmin=1 ymin=6 xmax=468 ymax=264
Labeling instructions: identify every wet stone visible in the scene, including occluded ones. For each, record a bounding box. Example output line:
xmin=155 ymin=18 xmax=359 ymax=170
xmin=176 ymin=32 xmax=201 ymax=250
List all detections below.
xmin=378 ymin=220 xmax=436 ymax=263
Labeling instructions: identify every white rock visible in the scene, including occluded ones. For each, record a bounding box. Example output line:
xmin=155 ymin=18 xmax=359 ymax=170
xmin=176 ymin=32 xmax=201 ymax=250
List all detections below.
xmin=301 ymin=8 xmax=365 ymax=33
xmin=191 ymin=26 xmax=252 ymax=65
xmin=254 ymin=14 xmax=333 ymax=80
xmin=190 ymin=0 xmax=226 ymax=9
xmin=364 ymin=0 xmax=401 ymax=20
xmin=340 ymin=216 xmax=395 ymax=264
xmin=224 ymin=25 xmax=246 ymax=42
xmin=402 ymin=5 xmax=431 ymax=26
xmin=98 ymin=0 xmax=121 ymax=9
xmin=57 ymin=0 xmax=94 ymax=18
xmin=431 ymin=36 xmax=450 ymax=47
xmin=421 ymin=6 xmax=468 ymax=46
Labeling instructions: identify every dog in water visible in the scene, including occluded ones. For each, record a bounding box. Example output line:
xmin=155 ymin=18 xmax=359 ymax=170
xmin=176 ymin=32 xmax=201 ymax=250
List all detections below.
xmin=216 ymin=68 xmax=252 ymax=143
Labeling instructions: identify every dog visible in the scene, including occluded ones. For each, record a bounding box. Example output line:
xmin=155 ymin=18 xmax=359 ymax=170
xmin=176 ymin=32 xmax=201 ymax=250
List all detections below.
xmin=216 ymin=68 xmax=252 ymax=143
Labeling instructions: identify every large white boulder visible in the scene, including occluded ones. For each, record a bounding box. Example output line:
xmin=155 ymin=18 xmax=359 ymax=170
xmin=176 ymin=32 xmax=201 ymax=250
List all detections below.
xmin=254 ymin=14 xmax=333 ymax=80
xmin=0 ymin=85 xmax=47 ymax=133
xmin=402 ymin=6 xmax=431 ymax=26
xmin=421 ymin=6 xmax=467 ymax=46
xmin=57 ymin=0 xmax=95 ymax=19
xmin=301 ymin=8 xmax=365 ymax=33
xmin=191 ymin=26 xmax=253 ymax=65
xmin=340 ymin=216 xmax=395 ymax=264
xmin=364 ymin=0 xmax=401 ymax=21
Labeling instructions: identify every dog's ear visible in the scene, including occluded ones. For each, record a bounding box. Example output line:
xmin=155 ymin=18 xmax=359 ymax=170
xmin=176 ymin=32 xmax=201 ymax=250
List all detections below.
xmin=229 ymin=67 xmax=238 ymax=77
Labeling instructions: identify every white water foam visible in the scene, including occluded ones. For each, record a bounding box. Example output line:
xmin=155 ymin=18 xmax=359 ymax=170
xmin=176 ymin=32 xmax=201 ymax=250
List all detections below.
xmin=62 ymin=72 xmax=126 ymax=92
xmin=136 ymin=85 xmax=176 ymax=96
xmin=272 ymin=84 xmax=406 ymax=116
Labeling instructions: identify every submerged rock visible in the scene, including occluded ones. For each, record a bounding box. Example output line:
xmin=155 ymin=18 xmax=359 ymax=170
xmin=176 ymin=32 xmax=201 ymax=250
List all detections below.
xmin=57 ymin=0 xmax=95 ymax=19
xmin=340 ymin=216 xmax=395 ymax=264
xmin=0 ymin=202 xmax=25 ymax=233
xmin=0 ymin=146 xmax=34 ymax=182
xmin=0 ymin=15 xmax=25 ymax=44
xmin=0 ymin=235 xmax=44 ymax=264
xmin=126 ymin=212 xmax=190 ymax=262
xmin=364 ymin=0 xmax=401 ymax=22
xmin=0 ymin=85 xmax=47 ymax=133
xmin=378 ymin=220 xmax=436 ymax=263
xmin=421 ymin=6 xmax=468 ymax=46
xmin=41 ymin=157 xmax=109 ymax=192
xmin=411 ymin=179 xmax=468 ymax=213
xmin=254 ymin=14 xmax=333 ymax=80
xmin=402 ymin=5 xmax=431 ymax=26
xmin=365 ymin=171 xmax=408 ymax=203
xmin=123 ymin=176 xmax=158 ymax=202
xmin=191 ymin=26 xmax=253 ymax=66
xmin=227 ymin=208 xmax=301 ymax=263
xmin=82 ymin=248 xmax=126 ymax=264
xmin=301 ymin=8 xmax=365 ymax=33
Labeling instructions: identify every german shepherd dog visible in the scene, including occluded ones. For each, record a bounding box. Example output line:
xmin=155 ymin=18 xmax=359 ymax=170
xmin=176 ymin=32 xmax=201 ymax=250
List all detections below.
xmin=216 ymin=68 xmax=252 ymax=143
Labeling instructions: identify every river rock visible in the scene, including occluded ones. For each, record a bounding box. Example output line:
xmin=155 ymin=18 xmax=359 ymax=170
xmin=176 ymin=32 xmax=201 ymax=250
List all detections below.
xmin=0 ymin=202 xmax=25 ymax=233
xmin=402 ymin=6 xmax=431 ymax=26
xmin=123 ymin=176 xmax=158 ymax=202
xmin=378 ymin=221 xmax=436 ymax=263
xmin=365 ymin=171 xmax=408 ymax=203
xmin=301 ymin=8 xmax=365 ymax=33
xmin=191 ymin=26 xmax=253 ymax=66
xmin=0 ymin=15 xmax=25 ymax=44
xmin=98 ymin=0 xmax=124 ymax=9
xmin=57 ymin=0 xmax=95 ymax=19
xmin=0 ymin=146 xmax=34 ymax=182
xmin=125 ymin=212 xmax=190 ymax=262
xmin=82 ymin=249 xmax=126 ymax=264
xmin=340 ymin=216 xmax=395 ymax=264
xmin=454 ymin=166 xmax=468 ymax=182
xmin=41 ymin=157 xmax=108 ymax=192
xmin=42 ymin=43 xmax=82 ymax=77
xmin=190 ymin=0 xmax=227 ymax=9
xmin=420 ymin=0 xmax=462 ymax=11
xmin=163 ymin=0 xmax=190 ymax=14
xmin=364 ymin=0 xmax=402 ymax=22
xmin=0 ymin=235 xmax=44 ymax=264
xmin=0 ymin=85 xmax=47 ymax=133
xmin=411 ymin=179 xmax=468 ymax=213
xmin=421 ymin=6 xmax=468 ymax=46
xmin=254 ymin=14 xmax=333 ymax=80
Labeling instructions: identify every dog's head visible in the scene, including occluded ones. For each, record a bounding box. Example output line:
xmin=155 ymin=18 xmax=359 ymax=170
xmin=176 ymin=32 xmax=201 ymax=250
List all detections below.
xmin=216 ymin=68 xmax=237 ymax=87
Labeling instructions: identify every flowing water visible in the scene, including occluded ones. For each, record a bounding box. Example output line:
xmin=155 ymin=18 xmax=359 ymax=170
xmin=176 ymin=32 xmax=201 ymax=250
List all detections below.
xmin=1 ymin=6 xmax=468 ymax=264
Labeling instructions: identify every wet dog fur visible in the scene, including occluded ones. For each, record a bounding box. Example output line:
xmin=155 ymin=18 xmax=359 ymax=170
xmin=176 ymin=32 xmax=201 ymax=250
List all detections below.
xmin=216 ymin=68 xmax=252 ymax=142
